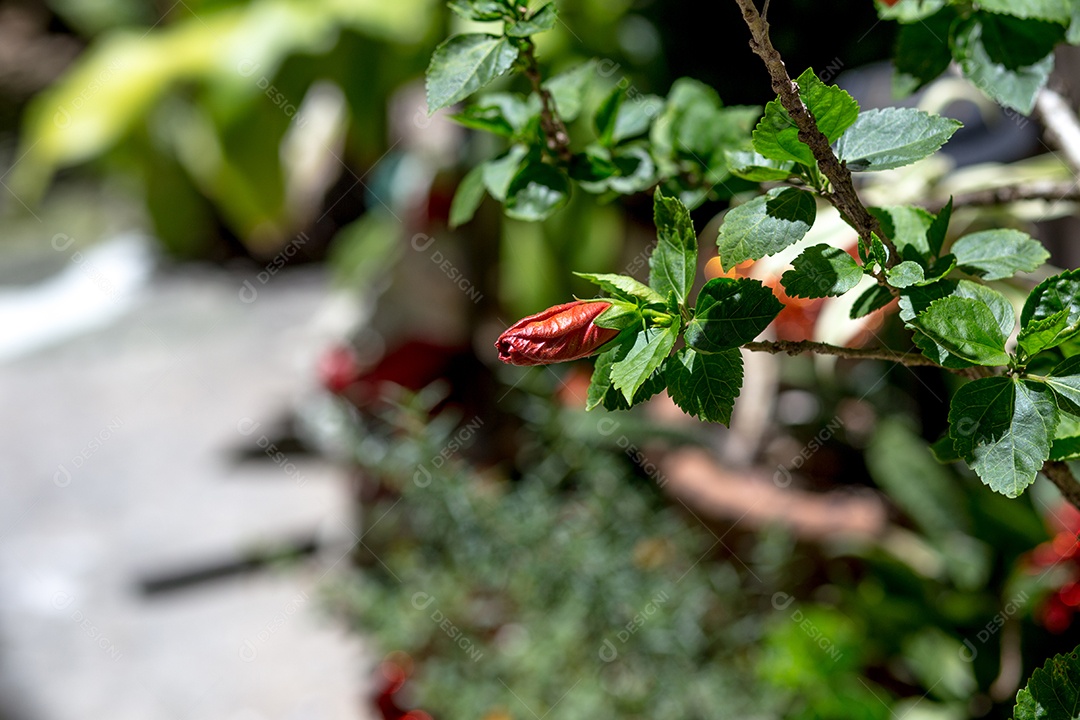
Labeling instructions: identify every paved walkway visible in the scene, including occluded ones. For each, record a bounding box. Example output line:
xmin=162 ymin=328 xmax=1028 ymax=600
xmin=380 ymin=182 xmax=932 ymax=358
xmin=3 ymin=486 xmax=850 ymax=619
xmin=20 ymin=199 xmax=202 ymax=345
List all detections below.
xmin=0 ymin=246 xmax=372 ymax=720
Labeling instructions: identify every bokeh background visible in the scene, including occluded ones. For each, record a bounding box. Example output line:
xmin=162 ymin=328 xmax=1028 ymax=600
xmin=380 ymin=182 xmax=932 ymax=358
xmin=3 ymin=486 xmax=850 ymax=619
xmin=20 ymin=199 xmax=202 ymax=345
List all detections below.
xmin=3 ymin=1 xmax=1080 ymax=718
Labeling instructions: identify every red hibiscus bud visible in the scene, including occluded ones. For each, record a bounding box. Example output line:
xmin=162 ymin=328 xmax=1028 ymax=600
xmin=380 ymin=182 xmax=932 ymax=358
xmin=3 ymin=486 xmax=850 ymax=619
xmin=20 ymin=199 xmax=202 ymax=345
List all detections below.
xmin=496 ymin=300 xmax=620 ymax=366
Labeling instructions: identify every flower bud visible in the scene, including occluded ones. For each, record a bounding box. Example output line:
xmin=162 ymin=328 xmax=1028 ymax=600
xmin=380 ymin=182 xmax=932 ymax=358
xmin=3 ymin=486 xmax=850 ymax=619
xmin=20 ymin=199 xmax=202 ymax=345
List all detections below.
xmin=496 ymin=300 xmax=620 ymax=366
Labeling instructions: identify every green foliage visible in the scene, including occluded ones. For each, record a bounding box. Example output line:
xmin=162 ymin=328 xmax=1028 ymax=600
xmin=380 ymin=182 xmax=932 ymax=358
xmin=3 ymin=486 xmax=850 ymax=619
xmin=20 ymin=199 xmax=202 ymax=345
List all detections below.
xmin=781 ymin=244 xmax=863 ymax=298
xmin=948 ymin=377 xmax=1058 ymax=496
xmin=610 ymin=326 xmax=680 ymax=404
xmin=952 ymin=13 xmax=1063 ymax=115
xmin=849 ymin=284 xmax=894 ymax=319
xmin=684 ymin=278 xmax=784 ymax=352
xmin=19 ymin=0 xmax=441 ymax=254
xmin=835 ymin=108 xmax=961 ymax=171
xmin=908 ymin=296 xmax=1011 ymax=368
xmin=752 ymin=68 xmax=859 ymax=167
xmin=951 ymin=229 xmax=1048 ymax=281
xmin=881 ymin=0 xmax=1075 ymax=113
xmin=1014 ymin=649 xmax=1080 ymax=720
xmin=333 ymin=392 xmax=776 ymax=718
xmin=425 ymin=33 xmax=520 ymax=112
xmin=716 ymin=188 xmax=817 ymax=270
xmin=424 ymin=0 xmax=1077 ymax=500
xmin=664 ymin=348 xmax=743 ymax=424
xmin=650 ymin=192 xmax=698 ymax=306
xmin=449 ymin=164 xmax=488 ymax=228
xmin=504 ymin=161 xmax=571 ymax=220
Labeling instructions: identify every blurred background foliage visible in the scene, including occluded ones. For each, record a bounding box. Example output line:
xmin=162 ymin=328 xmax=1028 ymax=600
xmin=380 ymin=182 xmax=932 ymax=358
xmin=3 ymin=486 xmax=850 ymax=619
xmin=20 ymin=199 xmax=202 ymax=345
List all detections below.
xmin=9 ymin=0 xmax=1080 ymax=718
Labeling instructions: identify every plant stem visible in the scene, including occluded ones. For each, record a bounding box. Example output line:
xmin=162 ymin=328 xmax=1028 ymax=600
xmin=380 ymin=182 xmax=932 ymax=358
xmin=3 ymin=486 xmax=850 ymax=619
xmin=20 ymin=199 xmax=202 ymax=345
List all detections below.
xmin=520 ymin=39 xmax=572 ymax=164
xmin=743 ymin=339 xmax=942 ymax=366
xmin=733 ymin=0 xmax=898 ymax=265
xmin=1041 ymin=460 xmax=1080 ymax=510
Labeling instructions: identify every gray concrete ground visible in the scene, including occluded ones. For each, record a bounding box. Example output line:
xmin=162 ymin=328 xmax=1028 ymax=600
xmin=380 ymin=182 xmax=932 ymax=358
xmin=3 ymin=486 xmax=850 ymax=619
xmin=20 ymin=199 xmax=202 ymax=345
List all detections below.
xmin=0 ymin=249 xmax=372 ymax=720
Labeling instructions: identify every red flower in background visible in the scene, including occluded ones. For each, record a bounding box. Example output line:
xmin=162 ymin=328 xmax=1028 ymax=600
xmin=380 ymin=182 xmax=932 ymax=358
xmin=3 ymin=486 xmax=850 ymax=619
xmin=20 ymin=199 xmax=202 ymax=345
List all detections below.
xmin=1027 ymin=503 xmax=1080 ymax=632
xmin=496 ymin=300 xmax=620 ymax=366
xmin=373 ymin=652 xmax=434 ymax=720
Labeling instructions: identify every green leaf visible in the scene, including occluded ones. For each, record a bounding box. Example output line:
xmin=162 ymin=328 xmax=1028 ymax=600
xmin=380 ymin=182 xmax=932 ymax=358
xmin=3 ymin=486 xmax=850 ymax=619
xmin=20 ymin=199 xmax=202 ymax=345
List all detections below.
xmin=850 ymin=284 xmax=895 ymax=319
xmin=1044 ymin=355 xmax=1080 ymax=415
xmin=593 ymin=301 xmax=643 ymax=331
xmin=950 ymin=228 xmax=1048 ymax=280
xmin=595 ymin=86 xmax=623 ymax=146
xmin=664 ymin=347 xmax=743 ymax=425
xmin=568 ymin=148 xmax=618 ymax=184
xmin=612 ymin=95 xmax=663 ymax=144
xmin=887 ymin=261 xmax=926 ymax=289
xmin=951 ymin=13 xmax=1062 ymax=115
xmin=944 ymin=281 xmax=1016 ymax=337
xmin=927 ymin=197 xmax=952 ymax=258
xmin=930 ymin=434 xmax=962 ymax=463
xmin=752 ymin=97 xmax=814 ymax=165
xmin=1022 ymin=269 xmax=1080 ymax=328
xmin=836 ymin=107 xmax=962 ymax=171
xmin=877 ymin=0 xmax=946 ymax=23
xmin=574 ymin=272 xmax=667 ymax=305
xmin=448 ymin=104 xmax=516 ymax=137
xmin=1018 ymin=308 xmax=1080 ymax=358
xmin=862 ymin=232 xmax=890 ymax=270
xmin=649 ymin=79 xmax=755 ymax=168
xmin=504 ymin=162 xmax=570 ymax=221
xmin=475 ymin=92 xmax=537 ymax=132
xmin=893 ymin=7 xmax=957 ymax=93
xmin=543 ymin=61 xmax=594 ymax=122
xmin=649 ymin=78 xmax=720 ymax=160
xmin=716 ymin=187 xmax=817 ymax=270
xmin=781 ymin=244 xmax=863 ymax=298
xmin=482 ymin=145 xmax=528 ymax=201
xmin=919 ymin=254 xmax=956 ymax=285
xmin=449 ymin=163 xmax=487 ymax=228
xmin=587 ymin=333 xmax=666 ymax=411
xmin=752 ymin=67 xmax=860 ymax=166
xmin=869 ymin=205 xmax=933 ymax=258
xmin=685 ymin=278 xmax=783 ymax=352
xmin=948 ymin=376 xmax=1057 ymax=497
xmin=908 ymin=296 xmax=1011 ymax=367
xmin=724 ymin=150 xmax=796 ymax=181
xmin=604 ymin=145 xmax=658 ymax=195
xmin=505 ymin=3 xmax=557 ymax=36
xmin=1013 ymin=650 xmax=1080 ymax=720
xmin=448 ymin=0 xmax=510 ymax=21
xmin=1051 ymin=414 xmax=1080 ymax=461
xmin=649 ymin=191 xmax=698 ymax=306
xmin=976 ymin=0 xmax=1072 ymax=25
xmin=610 ymin=325 xmax=679 ymax=403
xmin=426 ymin=34 xmax=520 ymax=113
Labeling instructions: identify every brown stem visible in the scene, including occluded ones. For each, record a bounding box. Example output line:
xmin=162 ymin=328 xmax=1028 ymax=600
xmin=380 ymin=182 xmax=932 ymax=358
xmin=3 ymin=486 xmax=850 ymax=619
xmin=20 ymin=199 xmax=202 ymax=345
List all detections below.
xmin=743 ymin=339 xmax=942 ymax=367
xmin=520 ymin=39 xmax=572 ymax=164
xmin=733 ymin=0 xmax=897 ymax=266
xmin=1041 ymin=460 xmax=1080 ymax=511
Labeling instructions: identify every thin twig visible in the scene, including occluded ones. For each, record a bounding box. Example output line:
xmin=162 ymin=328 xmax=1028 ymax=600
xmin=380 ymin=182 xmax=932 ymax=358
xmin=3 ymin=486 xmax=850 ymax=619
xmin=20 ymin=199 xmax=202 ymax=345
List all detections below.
xmin=520 ymin=39 xmax=572 ymax=164
xmin=733 ymin=0 xmax=897 ymax=266
xmin=743 ymin=339 xmax=942 ymax=366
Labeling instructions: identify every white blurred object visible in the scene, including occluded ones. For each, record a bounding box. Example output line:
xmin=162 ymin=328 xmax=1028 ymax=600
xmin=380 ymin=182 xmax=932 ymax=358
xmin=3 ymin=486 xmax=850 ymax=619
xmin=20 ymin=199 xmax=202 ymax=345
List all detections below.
xmin=281 ymin=80 xmax=350 ymax=224
xmin=0 ymin=233 xmax=154 ymax=362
